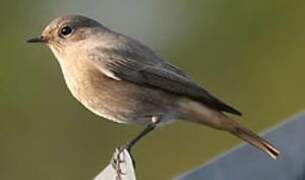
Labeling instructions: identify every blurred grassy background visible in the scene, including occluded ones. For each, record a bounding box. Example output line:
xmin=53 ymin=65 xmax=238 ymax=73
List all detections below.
xmin=1 ymin=0 xmax=305 ymax=179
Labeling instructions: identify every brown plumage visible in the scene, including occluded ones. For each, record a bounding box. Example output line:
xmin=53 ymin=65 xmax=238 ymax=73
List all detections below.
xmin=179 ymin=99 xmax=280 ymax=159
xmin=27 ymin=14 xmax=280 ymax=159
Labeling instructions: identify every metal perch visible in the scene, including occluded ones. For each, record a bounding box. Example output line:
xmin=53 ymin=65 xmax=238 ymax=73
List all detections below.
xmin=94 ymin=149 xmax=136 ymax=180
xmin=177 ymin=112 xmax=305 ymax=180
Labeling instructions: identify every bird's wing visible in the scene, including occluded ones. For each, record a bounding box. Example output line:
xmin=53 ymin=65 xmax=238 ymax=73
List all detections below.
xmin=88 ymin=47 xmax=242 ymax=115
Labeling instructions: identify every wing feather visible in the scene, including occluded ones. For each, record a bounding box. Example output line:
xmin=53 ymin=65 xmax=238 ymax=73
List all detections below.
xmin=88 ymin=47 xmax=242 ymax=115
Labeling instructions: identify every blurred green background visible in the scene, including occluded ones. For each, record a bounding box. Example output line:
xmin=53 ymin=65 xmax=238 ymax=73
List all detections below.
xmin=1 ymin=0 xmax=305 ymax=179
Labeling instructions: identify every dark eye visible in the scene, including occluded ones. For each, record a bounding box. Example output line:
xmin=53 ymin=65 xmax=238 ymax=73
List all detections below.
xmin=59 ymin=26 xmax=73 ymax=37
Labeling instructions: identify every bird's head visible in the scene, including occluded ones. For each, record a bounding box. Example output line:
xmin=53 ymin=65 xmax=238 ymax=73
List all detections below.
xmin=27 ymin=15 xmax=108 ymax=56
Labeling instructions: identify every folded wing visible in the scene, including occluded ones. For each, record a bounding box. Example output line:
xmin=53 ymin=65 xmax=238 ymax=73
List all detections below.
xmin=88 ymin=47 xmax=242 ymax=116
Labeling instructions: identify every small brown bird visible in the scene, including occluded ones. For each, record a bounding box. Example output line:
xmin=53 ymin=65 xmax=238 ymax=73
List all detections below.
xmin=27 ymin=15 xmax=280 ymax=159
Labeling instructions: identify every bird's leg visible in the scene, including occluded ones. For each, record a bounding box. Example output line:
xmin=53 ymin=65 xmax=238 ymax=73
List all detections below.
xmin=112 ymin=116 xmax=160 ymax=175
xmin=125 ymin=116 xmax=160 ymax=151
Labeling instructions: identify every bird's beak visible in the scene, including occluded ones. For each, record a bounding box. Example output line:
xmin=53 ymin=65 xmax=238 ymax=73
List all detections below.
xmin=26 ymin=36 xmax=47 ymax=43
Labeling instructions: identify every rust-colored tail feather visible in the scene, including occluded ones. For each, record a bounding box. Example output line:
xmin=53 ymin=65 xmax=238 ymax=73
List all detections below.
xmin=230 ymin=125 xmax=280 ymax=159
xmin=179 ymin=99 xmax=280 ymax=160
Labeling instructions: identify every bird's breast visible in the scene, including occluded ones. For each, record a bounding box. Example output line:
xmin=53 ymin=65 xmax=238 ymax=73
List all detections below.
xmin=57 ymin=56 xmax=180 ymax=125
xmin=59 ymin=59 xmax=130 ymax=122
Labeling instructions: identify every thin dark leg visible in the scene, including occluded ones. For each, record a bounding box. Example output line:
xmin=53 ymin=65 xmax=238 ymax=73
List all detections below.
xmin=112 ymin=116 xmax=160 ymax=176
xmin=125 ymin=116 xmax=160 ymax=151
xmin=125 ymin=123 xmax=156 ymax=151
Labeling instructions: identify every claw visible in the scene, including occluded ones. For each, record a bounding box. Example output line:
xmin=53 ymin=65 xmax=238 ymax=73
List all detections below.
xmin=111 ymin=146 xmax=129 ymax=179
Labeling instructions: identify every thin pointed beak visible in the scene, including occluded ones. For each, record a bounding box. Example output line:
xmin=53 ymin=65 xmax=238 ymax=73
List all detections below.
xmin=26 ymin=36 xmax=47 ymax=43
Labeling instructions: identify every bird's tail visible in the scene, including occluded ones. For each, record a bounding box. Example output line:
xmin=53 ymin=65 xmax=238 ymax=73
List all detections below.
xmin=179 ymin=99 xmax=280 ymax=159
xmin=229 ymin=124 xmax=280 ymax=159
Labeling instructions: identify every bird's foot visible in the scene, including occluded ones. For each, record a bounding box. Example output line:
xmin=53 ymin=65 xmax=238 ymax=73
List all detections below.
xmin=111 ymin=145 xmax=136 ymax=180
xmin=111 ymin=146 xmax=126 ymax=179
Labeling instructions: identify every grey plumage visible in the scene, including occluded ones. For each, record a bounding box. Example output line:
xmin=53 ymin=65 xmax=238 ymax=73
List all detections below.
xmin=89 ymin=47 xmax=242 ymax=115
xmin=27 ymin=14 xmax=280 ymax=159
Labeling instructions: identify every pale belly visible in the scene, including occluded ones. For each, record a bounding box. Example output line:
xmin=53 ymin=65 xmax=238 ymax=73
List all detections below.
xmin=61 ymin=63 xmax=180 ymax=125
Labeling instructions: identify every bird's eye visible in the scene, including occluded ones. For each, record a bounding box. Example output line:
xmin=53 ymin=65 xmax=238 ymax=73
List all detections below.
xmin=59 ymin=26 xmax=73 ymax=37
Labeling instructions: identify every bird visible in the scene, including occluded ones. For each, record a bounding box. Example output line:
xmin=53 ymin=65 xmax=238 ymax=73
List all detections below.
xmin=27 ymin=15 xmax=280 ymax=161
